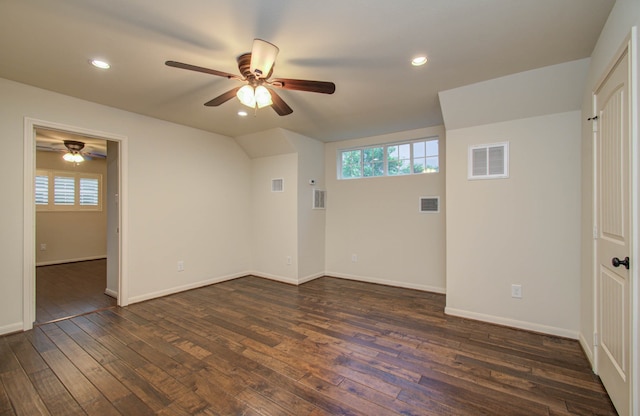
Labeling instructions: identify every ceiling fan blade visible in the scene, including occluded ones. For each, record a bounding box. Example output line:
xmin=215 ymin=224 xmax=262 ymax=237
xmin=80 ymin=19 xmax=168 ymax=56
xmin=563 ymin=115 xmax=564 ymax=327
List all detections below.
xmin=270 ymin=78 xmax=336 ymax=94
xmin=250 ymin=39 xmax=279 ymax=79
xmin=269 ymin=89 xmax=293 ymax=116
xmin=204 ymin=87 xmax=242 ymax=106
xmin=165 ymin=60 xmax=240 ymax=80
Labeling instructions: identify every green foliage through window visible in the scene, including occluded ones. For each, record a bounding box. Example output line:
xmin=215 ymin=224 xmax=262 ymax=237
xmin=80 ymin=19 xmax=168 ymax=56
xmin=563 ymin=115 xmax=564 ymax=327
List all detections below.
xmin=339 ymin=138 xmax=439 ymax=179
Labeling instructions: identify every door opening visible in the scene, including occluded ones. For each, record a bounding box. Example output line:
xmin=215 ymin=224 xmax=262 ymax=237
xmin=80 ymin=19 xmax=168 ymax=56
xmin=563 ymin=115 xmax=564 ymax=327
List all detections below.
xmin=23 ymin=118 xmax=128 ymax=330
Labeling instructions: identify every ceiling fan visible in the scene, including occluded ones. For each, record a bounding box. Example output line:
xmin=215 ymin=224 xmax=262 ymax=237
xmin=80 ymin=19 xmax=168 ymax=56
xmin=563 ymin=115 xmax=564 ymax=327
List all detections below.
xmin=165 ymin=39 xmax=336 ymax=116
xmin=36 ymin=140 xmax=105 ymax=163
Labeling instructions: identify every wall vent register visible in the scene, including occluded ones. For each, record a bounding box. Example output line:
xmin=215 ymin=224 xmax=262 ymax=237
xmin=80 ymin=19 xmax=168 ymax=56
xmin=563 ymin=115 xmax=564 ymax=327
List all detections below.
xmin=313 ymin=189 xmax=326 ymax=209
xmin=468 ymin=142 xmax=509 ymax=180
xmin=420 ymin=196 xmax=439 ymax=213
xmin=271 ymin=178 xmax=284 ymax=192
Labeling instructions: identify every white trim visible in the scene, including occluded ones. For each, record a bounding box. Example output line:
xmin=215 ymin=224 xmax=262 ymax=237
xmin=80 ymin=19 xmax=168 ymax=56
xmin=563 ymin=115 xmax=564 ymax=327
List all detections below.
xmin=127 ymin=271 xmax=249 ymax=304
xmin=248 ymin=271 xmax=298 ymax=285
xmin=324 ymin=271 xmax=446 ymax=294
xmin=0 ymin=322 xmax=24 ymax=337
xmin=445 ymin=307 xmax=579 ymax=339
xmin=23 ymin=118 xmax=128 ymax=329
xmin=36 ymin=255 xmax=106 ymax=267
xmin=298 ymin=272 xmax=324 ymax=284
xmin=628 ymin=25 xmax=639 ymax=416
xmin=104 ymin=288 xmax=118 ymax=299
xmin=579 ymin=332 xmax=595 ymax=367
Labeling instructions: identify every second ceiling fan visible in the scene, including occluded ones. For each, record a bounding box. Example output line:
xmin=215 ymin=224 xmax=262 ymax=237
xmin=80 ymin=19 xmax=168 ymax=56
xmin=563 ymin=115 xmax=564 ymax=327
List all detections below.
xmin=166 ymin=39 xmax=336 ymax=116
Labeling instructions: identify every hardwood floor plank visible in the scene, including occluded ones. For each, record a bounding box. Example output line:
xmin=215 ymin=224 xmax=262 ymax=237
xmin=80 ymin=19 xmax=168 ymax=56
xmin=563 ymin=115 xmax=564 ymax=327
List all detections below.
xmin=35 ymin=329 xmax=121 ymax=415
xmin=28 ymin=368 xmax=86 ymax=416
xmin=1 ymin=275 xmax=618 ymax=415
xmin=0 ymin=369 xmax=51 ymax=416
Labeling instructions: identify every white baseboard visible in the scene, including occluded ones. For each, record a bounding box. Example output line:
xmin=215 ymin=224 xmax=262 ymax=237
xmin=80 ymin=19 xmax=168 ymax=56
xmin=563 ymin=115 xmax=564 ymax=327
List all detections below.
xmin=579 ymin=332 xmax=595 ymax=368
xmin=36 ymin=255 xmax=107 ymax=267
xmin=104 ymin=288 xmax=118 ymax=299
xmin=0 ymin=322 xmax=24 ymax=336
xmin=325 ymin=271 xmax=446 ymax=294
xmin=298 ymin=272 xmax=324 ymax=284
xmin=445 ymin=307 xmax=579 ymax=339
xmin=248 ymin=271 xmax=299 ymax=285
xmin=127 ymin=271 xmax=248 ymax=305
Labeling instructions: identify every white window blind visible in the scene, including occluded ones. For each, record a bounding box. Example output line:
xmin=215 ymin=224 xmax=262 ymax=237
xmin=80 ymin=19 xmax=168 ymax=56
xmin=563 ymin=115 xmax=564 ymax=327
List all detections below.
xmin=54 ymin=175 xmax=75 ymax=205
xmin=35 ymin=174 xmax=49 ymax=205
xmin=79 ymin=177 xmax=99 ymax=206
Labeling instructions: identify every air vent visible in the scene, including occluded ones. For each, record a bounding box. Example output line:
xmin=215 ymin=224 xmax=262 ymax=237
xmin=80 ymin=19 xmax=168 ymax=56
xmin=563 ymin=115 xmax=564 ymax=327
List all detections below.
xmin=313 ymin=189 xmax=326 ymax=209
xmin=271 ymin=178 xmax=284 ymax=192
xmin=468 ymin=142 xmax=509 ymax=180
xmin=420 ymin=196 xmax=439 ymax=213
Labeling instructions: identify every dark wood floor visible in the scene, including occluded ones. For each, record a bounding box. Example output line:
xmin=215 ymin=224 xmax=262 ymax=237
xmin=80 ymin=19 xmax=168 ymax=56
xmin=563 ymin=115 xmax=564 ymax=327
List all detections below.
xmin=36 ymin=260 xmax=116 ymax=324
xmin=2 ymin=276 xmax=616 ymax=415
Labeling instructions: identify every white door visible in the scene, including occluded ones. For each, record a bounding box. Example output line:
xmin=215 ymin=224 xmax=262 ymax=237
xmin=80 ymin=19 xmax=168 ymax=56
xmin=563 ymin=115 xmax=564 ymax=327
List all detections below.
xmin=595 ymin=46 xmax=631 ymax=416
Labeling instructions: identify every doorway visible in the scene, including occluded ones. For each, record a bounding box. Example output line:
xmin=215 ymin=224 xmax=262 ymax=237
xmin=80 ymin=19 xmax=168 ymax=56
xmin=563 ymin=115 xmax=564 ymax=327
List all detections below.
xmin=34 ymin=129 xmax=116 ymax=323
xmin=23 ymin=118 xmax=128 ymax=330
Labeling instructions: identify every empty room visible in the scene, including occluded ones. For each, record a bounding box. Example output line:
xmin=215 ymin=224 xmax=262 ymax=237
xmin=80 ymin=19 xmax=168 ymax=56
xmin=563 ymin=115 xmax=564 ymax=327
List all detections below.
xmin=0 ymin=1 xmax=638 ymax=415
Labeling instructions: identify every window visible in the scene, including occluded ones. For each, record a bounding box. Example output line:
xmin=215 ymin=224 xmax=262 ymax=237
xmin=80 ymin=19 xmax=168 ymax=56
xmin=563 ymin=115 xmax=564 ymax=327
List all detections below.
xmin=36 ymin=169 xmax=102 ymax=211
xmin=468 ymin=142 xmax=509 ymax=180
xmin=339 ymin=137 xmax=439 ymax=179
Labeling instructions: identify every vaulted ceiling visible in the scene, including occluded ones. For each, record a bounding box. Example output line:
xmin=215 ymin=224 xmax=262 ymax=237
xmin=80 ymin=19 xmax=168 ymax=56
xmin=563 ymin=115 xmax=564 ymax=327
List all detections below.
xmin=0 ymin=0 xmax=614 ymax=142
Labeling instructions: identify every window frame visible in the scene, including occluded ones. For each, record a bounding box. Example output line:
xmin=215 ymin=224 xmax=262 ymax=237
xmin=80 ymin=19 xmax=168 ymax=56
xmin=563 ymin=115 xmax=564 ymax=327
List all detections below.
xmin=36 ymin=169 xmax=103 ymax=212
xmin=338 ymin=137 xmax=439 ymax=180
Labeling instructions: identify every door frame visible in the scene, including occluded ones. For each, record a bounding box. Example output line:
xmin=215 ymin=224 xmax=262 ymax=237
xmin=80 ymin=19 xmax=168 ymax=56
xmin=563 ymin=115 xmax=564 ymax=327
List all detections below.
xmin=23 ymin=117 xmax=129 ymax=330
xmin=592 ymin=27 xmax=638 ymax=415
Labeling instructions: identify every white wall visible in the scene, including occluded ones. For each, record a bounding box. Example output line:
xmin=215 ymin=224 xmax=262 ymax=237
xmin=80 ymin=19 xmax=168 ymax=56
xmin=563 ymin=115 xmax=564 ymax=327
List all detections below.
xmin=324 ymin=126 xmax=446 ymax=292
xmin=445 ymin=112 xmax=582 ymax=338
xmin=285 ymin=130 xmax=326 ymax=282
xmin=250 ymin=153 xmax=299 ymax=283
xmin=35 ymin=150 xmax=107 ymax=265
xmin=0 ymin=77 xmax=252 ymax=334
xmin=578 ymin=0 xmax=640 ymax=401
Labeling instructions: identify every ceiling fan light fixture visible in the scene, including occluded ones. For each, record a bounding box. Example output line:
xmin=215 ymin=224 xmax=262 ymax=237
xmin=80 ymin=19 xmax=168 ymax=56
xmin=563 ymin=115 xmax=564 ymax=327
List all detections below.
xmin=254 ymin=85 xmax=273 ymax=108
xmin=63 ymin=152 xmax=84 ymax=163
xmin=250 ymin=39 xmax=279 ymax=78
xmin=236 ymin=85 xmax=256 ymax=108
xmin=62 ymin=140 xmax=86 ymax=163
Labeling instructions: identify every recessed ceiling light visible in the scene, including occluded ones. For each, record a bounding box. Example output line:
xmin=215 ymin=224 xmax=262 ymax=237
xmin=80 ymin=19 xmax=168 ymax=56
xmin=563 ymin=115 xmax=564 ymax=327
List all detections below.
xmin=90 ymin=59 xmax=111 ymax=69
xmin=411 ymin=56 xmax=428 ymax=66
xmin=237 ymin=110 xmax=248 ymax=117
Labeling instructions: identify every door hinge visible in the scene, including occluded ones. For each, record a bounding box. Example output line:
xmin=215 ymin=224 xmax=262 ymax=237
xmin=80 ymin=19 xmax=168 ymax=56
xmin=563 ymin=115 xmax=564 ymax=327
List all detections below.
xmin=593 ymin=225 xmax=598 ymax=239
xmin=594 ymin=332 xmax=599 ymax=347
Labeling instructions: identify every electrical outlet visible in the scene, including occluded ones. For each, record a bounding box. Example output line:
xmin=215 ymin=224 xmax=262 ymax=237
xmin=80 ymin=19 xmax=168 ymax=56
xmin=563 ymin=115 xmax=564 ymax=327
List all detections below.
xmin=351 ymin=254 xmax=358 ymax=262
xmin=511 ymin=284 xmax=522 ymax=299
xmin=40 ymin=243 xmax=47 ymax=251
xmin=177 ymin=260 xmax=184 ymax=272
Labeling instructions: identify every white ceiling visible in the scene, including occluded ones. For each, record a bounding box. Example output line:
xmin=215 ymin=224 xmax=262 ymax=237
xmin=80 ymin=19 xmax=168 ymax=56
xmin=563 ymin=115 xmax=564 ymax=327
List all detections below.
xmin=0 ymin=0 xmax=614 ymax=143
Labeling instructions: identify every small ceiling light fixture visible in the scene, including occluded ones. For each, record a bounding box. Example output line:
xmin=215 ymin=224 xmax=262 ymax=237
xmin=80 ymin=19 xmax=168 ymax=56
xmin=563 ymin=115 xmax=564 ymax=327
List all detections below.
xmin=237 ymin=110 xmax=248 ymax=117
xmin=411 ymin=56 xmax=428 ymax=66
xmin=62 ymin=140 xmax=85 ymax=163
xmin=90 ymin=59 xmax=111 ymax=69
